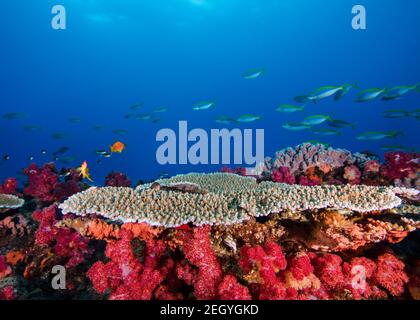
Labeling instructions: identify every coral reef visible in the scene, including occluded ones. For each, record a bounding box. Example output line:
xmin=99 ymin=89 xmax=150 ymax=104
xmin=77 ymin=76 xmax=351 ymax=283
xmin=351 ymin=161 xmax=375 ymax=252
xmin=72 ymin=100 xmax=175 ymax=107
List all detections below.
xmin=0 ymin=144 xmax=419 ymax=300
xmin=60 ymin=173 xmax=416 ymax=227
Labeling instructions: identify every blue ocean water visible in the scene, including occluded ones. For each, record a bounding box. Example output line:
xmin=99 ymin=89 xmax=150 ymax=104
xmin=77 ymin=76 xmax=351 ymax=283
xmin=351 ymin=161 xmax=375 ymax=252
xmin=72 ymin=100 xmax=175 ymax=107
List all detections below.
xmin=0 ymin=0 xmax=419 ymax=185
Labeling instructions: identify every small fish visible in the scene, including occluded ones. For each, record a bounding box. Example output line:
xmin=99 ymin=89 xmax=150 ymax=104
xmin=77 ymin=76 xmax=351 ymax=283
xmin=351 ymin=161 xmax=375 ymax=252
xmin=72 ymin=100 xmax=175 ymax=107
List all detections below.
xmin=355 ymin=88 xmax=386 ymax=102
xmin=110 ymin=141 xmax=126 ymax=153
xmin=59 ymin=168 xmax=72 ymax=178
xmin=380 ymin=145 xmax=416 ymax=152
xmin=130 ymin=104 xmax=143 ymax=110
xmin=113 ymin=129 xmax=129 ymax=135
xmin=3 ymin=155 xmax=10 ymax=161
xmin=93 ymin=125 xmax=106 ymax=131
xmin=327 ymin=119 xmax=357 ymax=129
xmin=311 ymin=128 xmax=341 ymax=136
xmin=52 ymin=132 xmax=67 ymax=140
xmin=77 ymin=161 xmax=93 ymax=182
xmin=302 ymin=115 xmax=333 ymax=126
xmin=383 ymin=84 xmax=420 ymax=99
xmin=275 ymin=104 xmax=304 ymax=113
xmin=59 ymin=156 xmax=76 ymax=164
xmin=53 ymin=146 xmax=69 ymax=156
xmin=151 ymin=117 xmax=161 ymax=124
xmin=334 ymin=83 xmax=359 ymax=101
xmin=304 ymin=140 xmax=331 ymax=148
xmin=153 ymin=106 xmax=168 ymax=113
xmin=102 ymin=152 xmax=112 ymax=158
xmin=356 ymin=131 xmax=403 ymax=140
xmin=383 ymin=109 xmax=410 ymax=119
xmin=41 ymin=150 xmax=47 ymax=155
xmin=2 ymin=112 xmax=26 ymax=120
xmin=235 ymin=114 xmax=262 ymax=123
xmin=282 ymin=122 xmax=311 ymax=131
xmin=124 ymin=113 xmax=135 ymax=119
xmin=310 ymin=86 xmax=343 ymax=100
xmin=28 ymin=155 xmax=34 ymax=161
xmin=96 ymin=149 xmax=108 ymax=156
xmin=294 ymin=95 xmax=318 ymax=104
xmin=193 ymin=101 xmax=215 ymax=111
xmin=53 ymin=156 xmax=60 ymax=161
xmin=242 ymin=68 xmax=264 ymax=80
xmin=381 ymin=94 xmax=401 ymax=101
xmin=22 ymin=125 xmax=42 ymax=132
xmin=68 ymin=117 xmax=81 ymax=124
xmin=135 ymin=113 xmax=152 ymax=120
xmin=215 ymin=115 xmax=236 ymax=125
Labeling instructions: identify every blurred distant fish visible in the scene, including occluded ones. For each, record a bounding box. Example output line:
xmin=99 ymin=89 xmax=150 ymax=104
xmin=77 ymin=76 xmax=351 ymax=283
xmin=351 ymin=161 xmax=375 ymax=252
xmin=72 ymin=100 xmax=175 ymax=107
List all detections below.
xmin=151 ymin=117 xmax=161 ymax=124
xmin=383 ymin=109 xmax=410 ymax=119
xmin=68 ymin=117 xmax=81 ymax=124
xmin=28 ymin=155 xmax=34 ymax=161
xmin=93 ymin=125 xmax=106 ymax=131
xmin=302 ymin=115 xmax=332 ymax=126
xmin=193 ymin=101 xmax=215 ymax=111
xmin=327 ymin=119 xmax=357 ymax=129
xmin=242 ymin=68 xmax=264 ymax=80
xmin=380 ymin=145 xmax=416 ymax=152
xmin=215 ymin=115 xmax=236 ymax=124
xmin=355 ymin=88 xmax=386 ymax=102
xmin=275 ymin=104 xmax=304 ymax=113
xmin=41 ymin=150 xmax=47 ymax=155
xmin=124 ymin=113 xmax=135 ymax=119
xmin=282 ymin=122 xmax=311 ymax=131
xmin=3 ymin=155 xmax=10 ymax=161
xmin=22 ymin=124 xmax=42 ymax=132
xmin=113 ymin=129 xmax=129 ymax=135
xmin=153 ymin=106 xmax=168 ymax=113
xmin=53 ymin=146 xmax=69 ymax=156
xmin=130 ymin=104 xmax=143 ymax=110
xmin=52 ymin=132 xmax=67 ymax=140
xmin=235 ymin=114 xmax=261 ymax=123
xmin=59 ymin=156 xmax=76 ymax=164
xmin=356 ymin=131 xmax=403 ymax=140
xmin=304 ymin=140 xmax=331 ymax=148
xmin=135 ymin=113 xmax=152 ymax=120
xmin=311 ymin=128 xmax=341 ymax=136
xmin=158 ymin=172 xmax=170 ymax=179
xmin=294 ymin=95 xmax=318 ymax=104
xmin=96 ymin=149 xmax=108 ymax=156
xmin=2 ymin=112 xmax=26 ymax=120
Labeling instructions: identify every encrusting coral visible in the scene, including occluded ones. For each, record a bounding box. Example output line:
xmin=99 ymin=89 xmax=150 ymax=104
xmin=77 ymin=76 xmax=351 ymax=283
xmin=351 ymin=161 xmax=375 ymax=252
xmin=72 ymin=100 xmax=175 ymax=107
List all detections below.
xmin=59 ymin=173 xmax=417 ymax=227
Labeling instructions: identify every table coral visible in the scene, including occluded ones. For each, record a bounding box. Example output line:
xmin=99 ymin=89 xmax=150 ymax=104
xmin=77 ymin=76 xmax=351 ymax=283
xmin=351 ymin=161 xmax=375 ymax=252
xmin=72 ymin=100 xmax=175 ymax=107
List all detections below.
xmin=59 ymin=173 xmax=417 ymax=227
xmin=0 ymin=194 xmax=24 ymax=210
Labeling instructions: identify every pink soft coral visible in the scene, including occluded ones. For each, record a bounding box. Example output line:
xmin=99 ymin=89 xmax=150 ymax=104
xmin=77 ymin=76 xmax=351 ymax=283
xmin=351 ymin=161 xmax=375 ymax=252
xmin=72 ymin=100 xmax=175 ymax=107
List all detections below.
xmin=271 ymin=167 xmax=296 ymax=184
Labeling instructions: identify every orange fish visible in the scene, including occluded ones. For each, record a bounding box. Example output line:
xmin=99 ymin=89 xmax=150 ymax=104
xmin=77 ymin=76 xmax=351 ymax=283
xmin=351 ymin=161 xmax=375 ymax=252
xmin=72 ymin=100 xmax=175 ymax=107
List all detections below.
xmin=77 ymin=161 xmax=93 ymax=182
xmin=110 ymin=141 xmax=126 ymax=153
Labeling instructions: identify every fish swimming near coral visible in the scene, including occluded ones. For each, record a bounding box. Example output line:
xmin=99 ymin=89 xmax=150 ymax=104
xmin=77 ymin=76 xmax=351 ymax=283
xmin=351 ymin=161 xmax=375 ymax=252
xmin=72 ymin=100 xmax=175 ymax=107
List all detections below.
xmin=113 ymin=129 xmax=129 ymax=135
xmin=282 ymin=122 xmax=311 ymax=131
xmin=130 ymin=103 xmax=143 ymax=110
xmin=355 ymin=88 xmax=386 ymax=102
xmin=77 ymin=161 xmax=93 ymax=182
xmin=356 ymin=131 xmax=403 ymax=140
xmin=110 ymin=141 xmax=126 ymax=153
xmin=311 ymin=128 xmax=341 ymax=136
xmin=2 ymin=112 xmax=26 ymax=120
xmin=193 ymin=101 xmax=216 ymax=111
xmin=383 ymin=109 xmax=411 ymax=119
xmin=327 ymin=119 xmax=357 ymax=129
xmin=302 ymin=115 xmax=333 ymax=126
xmin=235 ymin=114 xmax=262 ymax=123
xmin=215 ymin=115 xmax=236 ymax=124
xmin=153 ymin=106 xmax=168 ymax=113
xmin=242 ymin=68 xmax=264 ymax=79
xmin=275 ymin=104 xmax=304 ymax=113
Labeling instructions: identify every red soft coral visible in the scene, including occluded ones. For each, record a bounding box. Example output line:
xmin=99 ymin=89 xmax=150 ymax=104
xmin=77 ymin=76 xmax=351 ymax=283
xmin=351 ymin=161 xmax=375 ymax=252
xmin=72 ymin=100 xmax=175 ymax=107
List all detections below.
xmin=0 ymin=178 xmax=18 ymax=195
xmin=218 ymin=275 xmax=252 ymax=300
xmin=373 ymin=253 xmax=408 ymax=297
xmin=105 ymin=172 xmax=132 ymax=187
xmin=271 ymin=167 xmax=296 ymax=184
xmin=23 ymin=163 xmax=59 ymax=202
xmin=0 ymin=286 xmax=15 ymax=300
